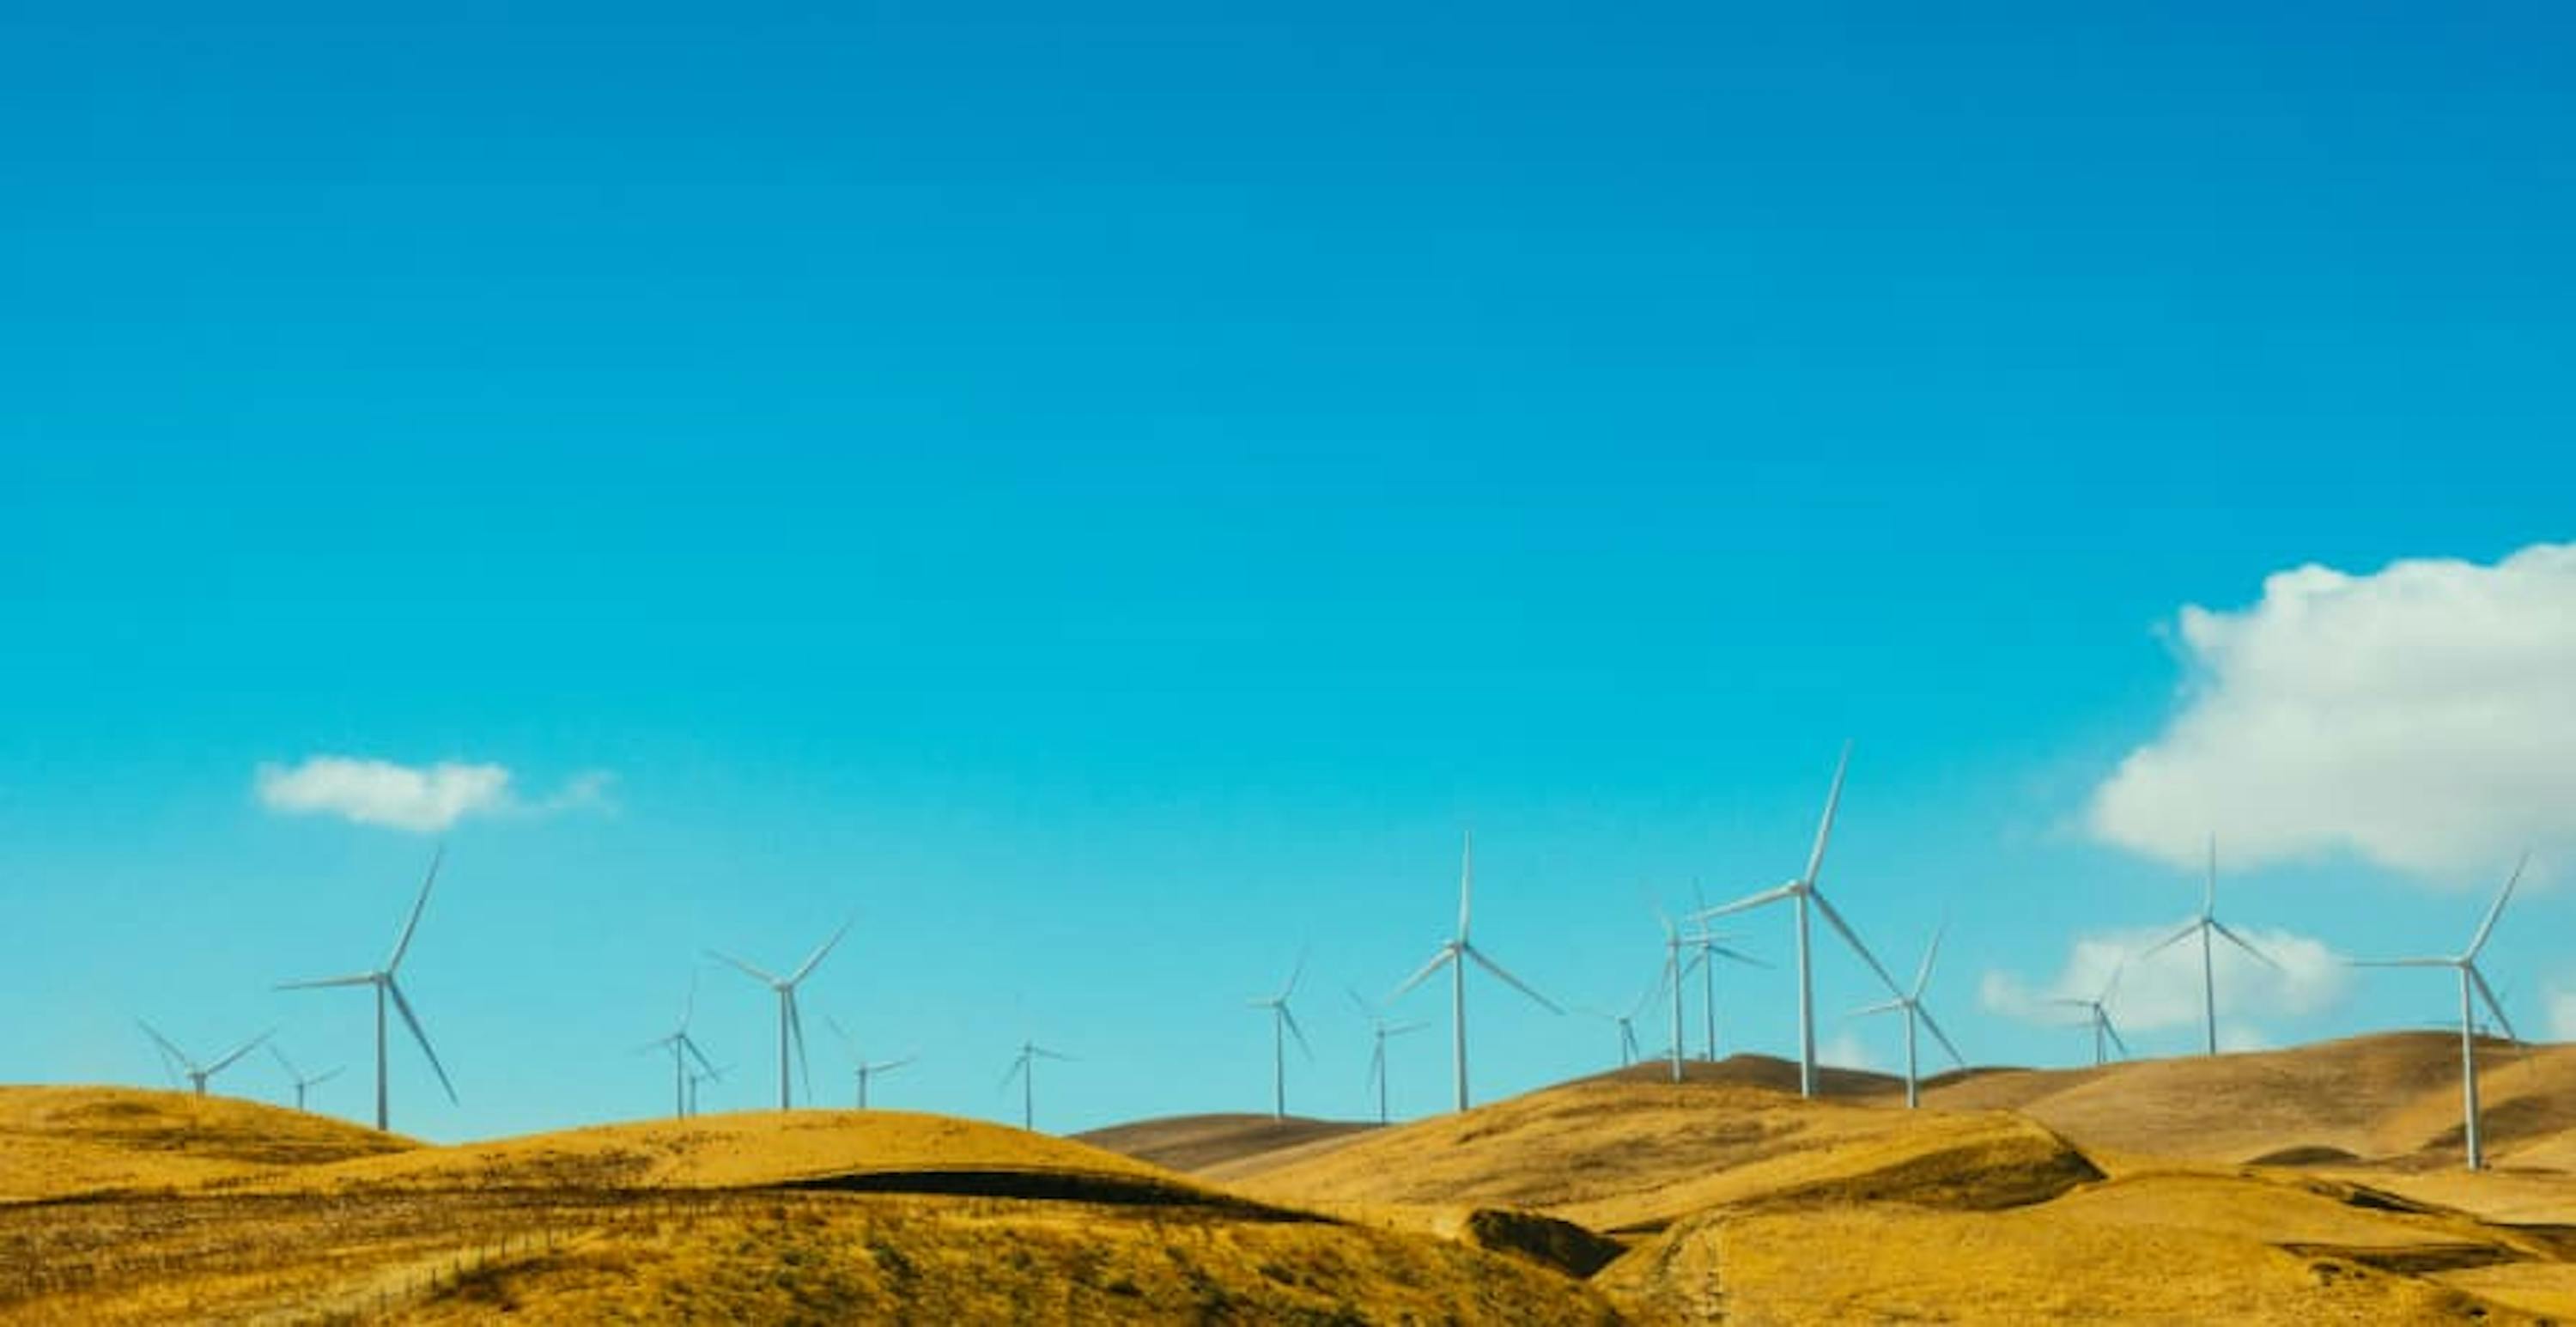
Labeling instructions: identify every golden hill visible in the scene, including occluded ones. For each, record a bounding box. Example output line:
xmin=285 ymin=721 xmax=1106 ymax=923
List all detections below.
xmin=0 ymin=1085 xmax=413 ymax=1201
xmin=0 ymin=1099 xmax=1626 ymax=1324
xmin=1924 ymin=1031 xmax=2576 ymax=1168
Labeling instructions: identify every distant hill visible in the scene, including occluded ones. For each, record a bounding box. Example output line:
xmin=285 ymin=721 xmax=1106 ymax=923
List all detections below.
xmin=0 ymin=1085 xmax=413 ymax=1200
xmin=1074 ymin=1112 xmax=1377 ymax=1173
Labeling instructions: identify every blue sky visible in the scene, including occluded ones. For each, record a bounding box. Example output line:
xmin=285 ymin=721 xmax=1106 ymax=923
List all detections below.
xmin=5 ymin=2 xmax=2574 ymax=1140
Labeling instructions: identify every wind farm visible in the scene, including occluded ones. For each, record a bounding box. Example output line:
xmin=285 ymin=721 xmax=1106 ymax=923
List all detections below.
xmin=20 ymin=3 xmax=2576 ymax=1315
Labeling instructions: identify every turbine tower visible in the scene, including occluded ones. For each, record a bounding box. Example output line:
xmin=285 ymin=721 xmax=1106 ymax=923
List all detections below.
xmin=1850 ymin=923 xmax=1965 ymax=1108
xmin=826 ymin=1016 xmax=914 ymax=1110
xmin=709 ymin=917 xmax=852 ymax=1111
xmin=1001 ymin=1038 xmax=1072 ymax=1131
xmin=641 ymin=976 xmax=716 ymax=1120
xmin=269 ymin=1044 xmax=343 ymax=1112
xmin=2143 ymin=837 xmax=2277 ymax=1056
xmin=1349 ymin=989 xmax=1425 ymax=1125
xmin=138 ymin=1022 xmax=270 ymax=1098
xmin=1697 ymin=743 xmax=1906 ymax=1098
xmin=1249 ymin=952 xmax=1312 ymax=1120
xmin=2051 ymin=963 xmax=2130 ymax=1067
xmin=1392 ymin=830 xmax=1562 ymax=1111
xmin=2354 ymin=854 xmax=2529 ymax=1171
xmin=276 ymin=847 xmax=458 ymax=1130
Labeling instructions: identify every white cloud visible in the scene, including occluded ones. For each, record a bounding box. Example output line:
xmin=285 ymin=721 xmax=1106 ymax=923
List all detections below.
xmin=1819 ymin=1030 xmax=1878 ymax=1072
xmin=2549 ymin=987 xmax=2576 ymax=1043
xmin=254 ymin=756 xmax=615 ymax=832
xmin=1980 ymin=923 xmax=2351 ymax=1037
xmin=2087 ymin=544 xmax=2576 ymax=886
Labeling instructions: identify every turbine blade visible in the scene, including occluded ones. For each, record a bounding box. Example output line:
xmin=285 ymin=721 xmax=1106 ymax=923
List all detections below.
xmin=276 ymin=971 xmax=380 ymax=990
xmin=874 ymin=1056 xmax=916 ymax=1074
xmin=1386 ymin=1021 xmax=1429 ymax=1037
xmin=1811 ymin=890 xmax=1905 ymax=998
xmin=1280 ymin=947 xmax=1309 ymax=1001
xmin=1457 ymin=829 xmax=1473 ymax=940
xmin=1033 ymin=1046 xmax=1074 ymax=1062
xmin=270 ymin=1044 xmax=301 ymax=1080
xmin=1850 ymin=999 xmax=1905 ymax=1016
xmin=2350 ymin=957 xmax=2450 ymax=968
xmin=1710 ymin=946 xmax=1770 ymax=969
xmin=386 ymin=979 xmax=459 ymax=1105
xmin=1391 ymin=946 xmax=1456 ymax=999
xmin=1696 ymin=881 xmax=1800 ymax=922
xmin=136 ymin=1020 xmax=192 ymax=1072
xmin=1346 ymin=986 xmax=1378 ymax=1020
xmin=1801 ymin=740 xmax=1853 ymax=888
xmin=999 ymin=1057 xmax=1024 ymax=1090
xmin=311 ymin=1066 xmax=345 ymax=1086
xmin=2203 ymin=833 xmax=2217 ymax=917
xmin=680 ymin=1032 xmax=717 ymax=1075
xmin=787 ymin=916 xmax=855 ymax=987
xmin=385 ymin=844 xmax=445 ymax=972
xmin=1281 ymin=1004 xmax=1313 ymax=1061
xmin=826 ymin=1014 xmax=860 ymax=1061
xmin=1916 ymin=1006 xmax=1967 ymax=1068
xmin=788 ymin=990 xmax=812 ymax=1099
xmin=707 ymin=949 xmax=781 ymax=985
xmin=1465 ymin=946 xmax=1562 ymax=1014
xmin=2209 ymin=919 xmax=2280 ymax=970
xmin=2103 ymin=1017 xmax=2133 ymax=1059
xmin=2142 ymin=920 xmax=2201 ymax=958
xmin=204 ymin=1030 xmax=273 ymax=1077
xmin=1912 ymin=922 xmax=1947 ymax=1000
xmin=2467 ymin=853 xmax=2530 ymax=959
xmin=2470 ymin=965 xmax=2521 ymax=1045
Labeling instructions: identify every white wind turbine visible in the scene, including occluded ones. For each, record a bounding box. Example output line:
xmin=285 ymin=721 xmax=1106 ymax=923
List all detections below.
xmin=139 ymin=1022 xmax=270 ymax=1098
xmin=709 ymin=917 xmax=852 ymax=1111
xmin=641 ymin=976 xmax=716 ymax=1120
xmin=1348 ymin=989 xmax=1426 ymax=1125
xmin=685 ymin=1062 xmax=728 ymax=1117
xmin=1001 ymin=1038 xmax=1072 ymax=1131
xmin=2052 ymin=962 xmax=2131 ymax=1067
xmin=1850 ymin=922 xmax=1965 ymax=1108
xmin=1697 ymin=743 xmax=1906 ymax=1098
xmin=2354 ymin=854 xmax=2530 ymax=1172
xmin=1656 ymin=894 xmax=1765 ymax=1082
xmin=1580 ymin=982 xmax=1656 ymax=1068
xmin=276 ymin=847 xmax=458 ymax=1130
xmin=1249 ymin=952 xmax=1313 ymax=1120
xmin=826 ymin=1016 xmax=914 ymax=1110
xmin=269 ymin=1044 xmax=343 ymax=1112
xmin=2144 ymin=837 xmax=2278 ymax=1056
xmin=1392 ymin=831 xmax=1562 ymax=1111
xmin=1686 ymin=883 xmax=1765 ymax=1060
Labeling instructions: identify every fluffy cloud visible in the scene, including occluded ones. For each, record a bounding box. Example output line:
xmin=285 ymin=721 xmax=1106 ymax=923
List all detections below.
xmin=1819 ymin=1030 xmax=1879 ymax=1072
xmin=255 ymin=756 xmax=615 ymax=832
xmin=2087 ymin=544 xmax=2576 ymax=886
xmin=1980 ymin=923 xmax=2351 ymax=1036
xmin=2550 ymin=987 xmax=2576 ymax=1043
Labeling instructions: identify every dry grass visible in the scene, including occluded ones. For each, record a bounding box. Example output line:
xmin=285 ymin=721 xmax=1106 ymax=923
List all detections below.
xmin=0 ymin=1087 xmax=412 ymax=1202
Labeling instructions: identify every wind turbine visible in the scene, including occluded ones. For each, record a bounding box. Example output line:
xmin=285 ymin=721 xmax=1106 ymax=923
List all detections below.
xmin=1393 ymin=831 xmax=1562 ymax=1112
xmin=708 ymin=917 xmax=852 ymax=1111
xmin=641 ymin=976 xmax=716 ymax=1120
xmin=1001 ymin=1038 xmax=1072 ymax=1131
xmin=1850 ymin=923 xmax=1965 ymax=1108
xmin=2354 ymin=854 xmax=2529 ymax=1171
xmin=269 ymin=1044 xmax=343 ymax=1112
xmin=1579 ymin=987 xmax=1650 ymax=1067
xmin=1697 ymin=743 xmax=1906 ymax=1098
xmin=1349 ymin=989 xmax=1426 ymax=1125
xmin=1249 ymin=952 xmax=1313 ymax=1120
xmin=2143 ymin=837 xmax=2278 ymax=1056
xmin=1685 ymin=883 xmax=1767 ymax=1060
xmin=2051 ymin=962 xmax=2131 ymax=1067
xmin=685 ymin=1062 xmax=728 ymax=1117
xmin=138 ymin=1022 xmax=270 ymax=1098
xmin=825 ymin=1016 xmax=914 ymax=1110
xmin=276 ymin=847 xmax=458 ymax=1130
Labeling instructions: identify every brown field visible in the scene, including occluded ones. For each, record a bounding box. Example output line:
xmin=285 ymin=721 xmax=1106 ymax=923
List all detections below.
xmin=12 ymin=1031 xmax=2576 ymax=1322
